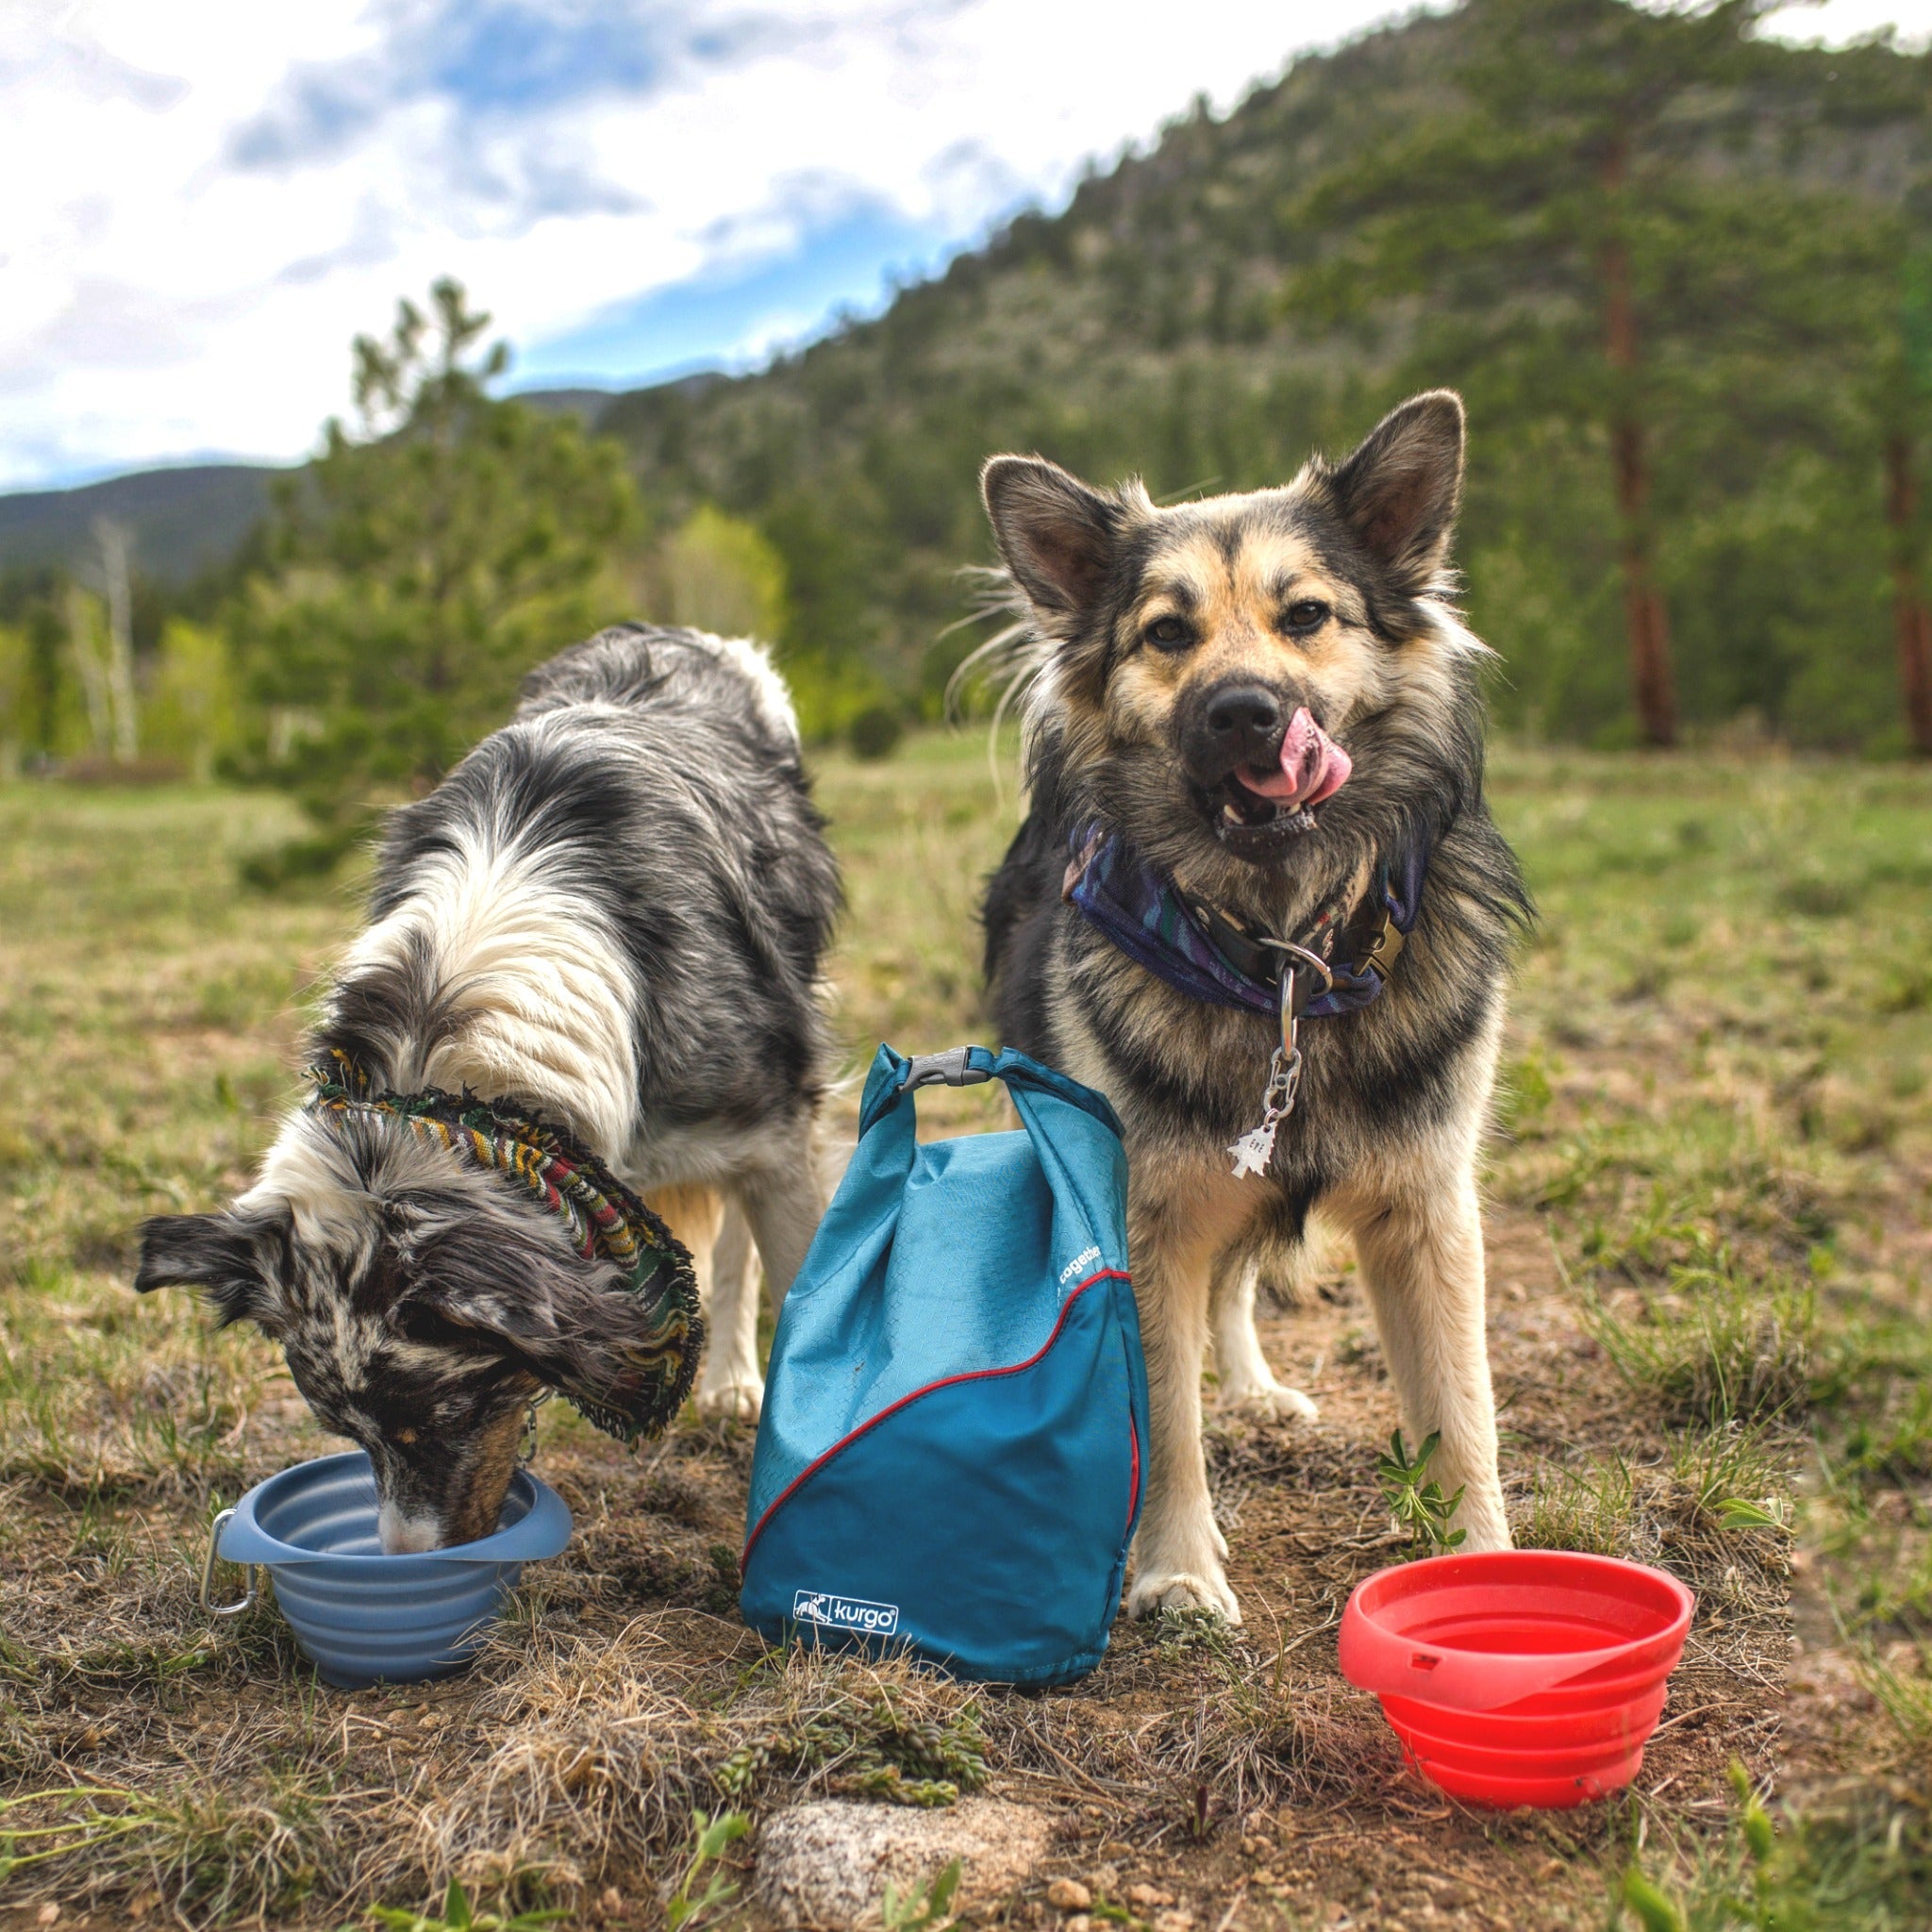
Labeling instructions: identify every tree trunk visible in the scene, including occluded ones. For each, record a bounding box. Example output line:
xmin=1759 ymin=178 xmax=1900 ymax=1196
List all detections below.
xmin=1602 ymin=134 xmax=1677 ymax=748
xmin=94 ymin=518 xmax=139 ymax=763
xmin=66 ymin=585 xmax=113 ymax=755
xmin=1884 ymin=433 xmax=1932 ymax=757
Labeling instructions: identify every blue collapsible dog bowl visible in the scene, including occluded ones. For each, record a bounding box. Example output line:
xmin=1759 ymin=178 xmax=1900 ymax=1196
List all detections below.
xmin=202 ymin=1451 xmax=573 ymax=1689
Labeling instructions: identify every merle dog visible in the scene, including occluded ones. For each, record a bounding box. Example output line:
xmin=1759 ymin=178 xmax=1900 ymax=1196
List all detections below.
xmin=978 ymin=392 xmax=1530 ymax=1622
xmin=135 ymin=625 xmax=840 ymax=1549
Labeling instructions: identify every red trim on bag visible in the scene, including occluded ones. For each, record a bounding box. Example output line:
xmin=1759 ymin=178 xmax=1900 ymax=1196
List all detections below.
xmin=1125 ymin=1410 xmax=1141 ymax=1533
xmin=741 ymin=1269 xmax=1131 ymax=1569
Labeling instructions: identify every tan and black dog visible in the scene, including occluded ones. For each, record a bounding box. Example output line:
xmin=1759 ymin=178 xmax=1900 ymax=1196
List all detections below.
xmin=979 ymin=391 xmax=1529 ymax=1623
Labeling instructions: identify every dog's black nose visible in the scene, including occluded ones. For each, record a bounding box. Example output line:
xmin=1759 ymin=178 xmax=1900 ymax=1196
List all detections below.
xmin=1191 ymin=684 xmax=1285 ymax=780
xmin=1205 ymin=686 xmax=1282 ymax=743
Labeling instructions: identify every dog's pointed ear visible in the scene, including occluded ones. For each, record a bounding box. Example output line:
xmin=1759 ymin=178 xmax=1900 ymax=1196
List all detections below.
xmin=134 ymin=1208 xmax=290 ymax=1337
xmin=1327 ymin=390 xmax=1465 ymax=596
xmin=982 ymin=455 xmax=1124 ymax=618
xmin=408 ymin=1219 xmax=700 ymax=1440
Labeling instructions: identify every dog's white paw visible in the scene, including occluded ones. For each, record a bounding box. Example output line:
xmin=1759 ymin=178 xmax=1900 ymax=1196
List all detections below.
xmin=1127 ymin=1568 xmax=1242 ymax=1624
xmin=1219 ymin=1374 xmax=1319 ymax=1424
xmin=696 ymin=1374 xmax=764 ymax=1422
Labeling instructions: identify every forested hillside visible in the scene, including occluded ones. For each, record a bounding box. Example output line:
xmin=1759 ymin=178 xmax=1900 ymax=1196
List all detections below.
xmin=598 ymin=3 xmax=1932 ymax=749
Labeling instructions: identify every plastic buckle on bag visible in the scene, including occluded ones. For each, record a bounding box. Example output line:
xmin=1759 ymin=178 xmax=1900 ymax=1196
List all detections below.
xmin=901 ymin=1046 xmax=993 ymax=1091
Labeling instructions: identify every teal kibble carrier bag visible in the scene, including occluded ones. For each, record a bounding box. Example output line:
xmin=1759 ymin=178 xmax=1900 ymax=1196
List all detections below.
xmin=741 ymin=1043 xmax=1147 ymax=1685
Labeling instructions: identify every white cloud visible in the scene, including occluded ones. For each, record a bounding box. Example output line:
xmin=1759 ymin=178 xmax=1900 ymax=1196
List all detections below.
xmin=1 ymin=0 xmax=1926 ymax=489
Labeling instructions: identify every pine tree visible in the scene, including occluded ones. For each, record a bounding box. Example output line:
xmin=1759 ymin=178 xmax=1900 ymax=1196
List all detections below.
xmin=1291 ymin=0 xmax=1797 ymax=746
xmin=233 ymin=279 xmax=637 ymax=879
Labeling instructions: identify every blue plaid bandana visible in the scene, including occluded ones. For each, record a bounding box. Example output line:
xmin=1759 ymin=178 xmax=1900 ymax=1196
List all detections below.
xmin=1062 ymin=826 xmax=1427 ymax=1018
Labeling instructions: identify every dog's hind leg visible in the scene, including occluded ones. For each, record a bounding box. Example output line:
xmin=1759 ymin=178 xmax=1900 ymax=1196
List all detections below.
xmin=735 ymin=1115 xmax=825 ymax=1307
xmin=1333 ymin=1172 xmax=1510 ymax=1554
xmin=1126 ymin=1166 xmax=1246 ymax=1624
xmin=644 ymin=1184 xmax=724 ymax=1291
xmin=695 ymin=1202 xmax=763 ymax=1420
xmin=1210 ymin=1243 xmax=1318 ymax=1422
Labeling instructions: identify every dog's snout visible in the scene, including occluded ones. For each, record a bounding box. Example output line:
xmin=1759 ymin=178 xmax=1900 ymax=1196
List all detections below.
xmin=376 ymin=1499 xmax=446 ymax=1554
xmin=1186 ymin=683 xmax=1289 ymax=784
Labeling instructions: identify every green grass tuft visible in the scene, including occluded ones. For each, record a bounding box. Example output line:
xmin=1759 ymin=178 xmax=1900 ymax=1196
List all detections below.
xmin=1583 ymin=1243 xmax=1815 ymax=1428
xmin=1520 ymin=1454 xmax=1639 ymax=1557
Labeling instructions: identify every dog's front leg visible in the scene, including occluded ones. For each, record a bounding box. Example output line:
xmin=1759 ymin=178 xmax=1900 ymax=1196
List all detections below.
xmin=1338 ymin=1174 xmax=1510 ymax=1553
xmin=1126 ymin=1173 xmax=1243 ymax=1624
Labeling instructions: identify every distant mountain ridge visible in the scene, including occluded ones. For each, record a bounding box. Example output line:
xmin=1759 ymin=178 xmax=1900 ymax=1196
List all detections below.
xmin=0 ymin=389 xmax=625 ymax=585
xmin=0 ymin=463 xmax=284 ymax=585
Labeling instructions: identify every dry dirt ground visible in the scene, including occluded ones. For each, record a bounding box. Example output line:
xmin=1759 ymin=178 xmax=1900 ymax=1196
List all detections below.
xmin=1 ymin=739 xmax=1927 ymax=1930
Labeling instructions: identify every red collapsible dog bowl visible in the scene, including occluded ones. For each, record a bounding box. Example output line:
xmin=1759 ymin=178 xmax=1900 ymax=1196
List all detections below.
xmin=1338 ymin=1551 xmax=1694 ymax=1809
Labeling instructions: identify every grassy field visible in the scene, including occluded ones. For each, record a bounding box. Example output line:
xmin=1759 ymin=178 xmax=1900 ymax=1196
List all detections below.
xmin=1 ymin=735 xmax=1928 ymax=1930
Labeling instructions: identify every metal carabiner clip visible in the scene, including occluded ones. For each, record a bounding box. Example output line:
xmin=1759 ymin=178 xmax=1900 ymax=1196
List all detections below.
xmin=199 ymin=1507 xmax=258 ymax=1619
xmin=519 ymin=1389 xmax=554 ymax=1464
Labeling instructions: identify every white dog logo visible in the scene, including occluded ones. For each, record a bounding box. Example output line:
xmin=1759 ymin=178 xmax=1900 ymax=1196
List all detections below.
xmin=792 ymin=1590 xmax=900 ymax=1635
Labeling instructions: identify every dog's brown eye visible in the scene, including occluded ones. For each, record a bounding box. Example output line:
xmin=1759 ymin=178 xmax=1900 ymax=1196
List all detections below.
xmin=1281 ymin=600 xmax=1330 ymax=637
xmin=1145 ymin=616 xmax=1192 ymax=651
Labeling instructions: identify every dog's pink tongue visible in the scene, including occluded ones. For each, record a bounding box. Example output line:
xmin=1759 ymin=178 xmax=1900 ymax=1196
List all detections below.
xmin=1238 ymin=707 xmax=1352 ymax=808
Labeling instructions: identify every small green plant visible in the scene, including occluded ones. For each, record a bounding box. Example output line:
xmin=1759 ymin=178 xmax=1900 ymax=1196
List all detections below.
xmin=364 ymin=1878 xmax=567 ymax=1932
xmin=1619 ymin=1865 xmax=1689 ymax=1932
xmin=1616 ymin=1760 xmax=1932 ymax=1930
xmin=1666 ymin=1425 xmax=1790 ymax=1537
xmin=1186 ymin=1781 xmax=1216 ymax=1842
xmin=1619 ymin=1765 xmax=1781 ymax=1931
xmin=1862 ymin=1642 xmax=1932 ymax=1753
xmin=0 ymin=1785 xmax=144 ymax=1882
xmin=1712 ymin=1494 xmax=1790 ymax=1532
xmin=666 ymin=1807 xmax=750 ymax=1932
xmin=1154 ymin=1605 xmax=1235 ymax=1665
xmin=880 ymin=1857 xmax=961 ymax=1932
xmin=1377 ymin=1430 xmax=1466 ymax=1553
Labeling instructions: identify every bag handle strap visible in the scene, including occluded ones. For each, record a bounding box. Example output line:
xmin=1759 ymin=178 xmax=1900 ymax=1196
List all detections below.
xmin=860 ymin=1043 xmax=1124 ymax=1141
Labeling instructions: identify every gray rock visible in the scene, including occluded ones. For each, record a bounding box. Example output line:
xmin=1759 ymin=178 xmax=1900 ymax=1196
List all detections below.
xmin=756 ymin=1797 xmax=1052 ymax=1928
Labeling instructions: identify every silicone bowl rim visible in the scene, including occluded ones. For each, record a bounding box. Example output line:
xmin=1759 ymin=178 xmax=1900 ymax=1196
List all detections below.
xmin=1339 ymin=1549 xmax=1695 ymax=1713
xmin=218 ymin=1450 xmax=573 ymax=1569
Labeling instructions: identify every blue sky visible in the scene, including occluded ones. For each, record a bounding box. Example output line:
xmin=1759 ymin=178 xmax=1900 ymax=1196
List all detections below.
xmin=510 ymin=201 xmax=965 ymax=391
xmin=0 ymin=0 xmax=1924 ymax=491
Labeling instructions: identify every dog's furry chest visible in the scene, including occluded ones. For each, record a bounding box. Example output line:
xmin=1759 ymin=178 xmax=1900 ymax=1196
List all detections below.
xmin=1017 ymin=902 xmax=1503 ymax=1208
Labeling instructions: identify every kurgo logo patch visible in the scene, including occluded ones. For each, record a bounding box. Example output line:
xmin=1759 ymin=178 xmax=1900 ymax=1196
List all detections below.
xmin=792 ymin=1590 xmax=901 ymax=1635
